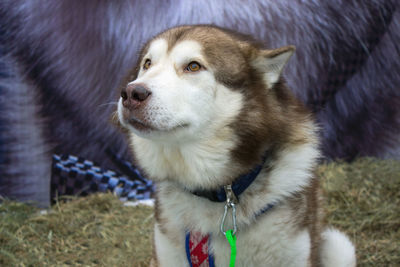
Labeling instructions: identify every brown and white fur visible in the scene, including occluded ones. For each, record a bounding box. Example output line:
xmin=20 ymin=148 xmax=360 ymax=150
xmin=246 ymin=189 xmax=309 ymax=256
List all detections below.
xmin=117 ymin=25 xmax=356 ymax=267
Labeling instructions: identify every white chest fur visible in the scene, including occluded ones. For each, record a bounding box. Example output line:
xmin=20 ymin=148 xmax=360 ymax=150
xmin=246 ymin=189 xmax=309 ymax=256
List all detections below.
xmin=152 ymin=142 xmax=319 ymax=266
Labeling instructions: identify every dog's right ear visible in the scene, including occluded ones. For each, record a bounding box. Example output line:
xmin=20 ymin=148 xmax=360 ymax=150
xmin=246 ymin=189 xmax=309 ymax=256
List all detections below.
xmin=251 ymin=45 xmax=295 ymax=88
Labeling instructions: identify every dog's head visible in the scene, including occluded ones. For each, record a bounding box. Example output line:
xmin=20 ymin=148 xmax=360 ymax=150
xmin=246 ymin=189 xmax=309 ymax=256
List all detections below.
xmin=118 ymin=25 xmax=297 ymax=164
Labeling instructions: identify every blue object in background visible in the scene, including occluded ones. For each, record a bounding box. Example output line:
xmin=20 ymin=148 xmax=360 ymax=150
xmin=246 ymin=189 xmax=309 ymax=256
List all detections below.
xmin=51 ymin=154 xmax=154 ymax=201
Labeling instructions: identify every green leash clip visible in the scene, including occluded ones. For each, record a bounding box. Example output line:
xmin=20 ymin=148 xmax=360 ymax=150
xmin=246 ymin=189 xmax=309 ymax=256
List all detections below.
xmin=225 ymin=229 xmax=237 ymax=267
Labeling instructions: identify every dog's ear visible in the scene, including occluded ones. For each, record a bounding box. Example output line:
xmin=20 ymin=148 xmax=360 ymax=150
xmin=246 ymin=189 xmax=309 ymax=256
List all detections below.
xmin=252 ymin=45 xmax=295 ymax=88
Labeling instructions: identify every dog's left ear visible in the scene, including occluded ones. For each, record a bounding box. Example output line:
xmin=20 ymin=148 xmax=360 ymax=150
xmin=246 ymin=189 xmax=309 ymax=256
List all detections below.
xmin=252 ymin=45 xmax=295 ymax=88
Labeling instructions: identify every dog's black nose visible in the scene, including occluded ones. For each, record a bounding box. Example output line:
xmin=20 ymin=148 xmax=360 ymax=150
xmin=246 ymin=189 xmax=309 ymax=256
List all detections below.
xmin=121 ymin=83 xmax=151 ymax=108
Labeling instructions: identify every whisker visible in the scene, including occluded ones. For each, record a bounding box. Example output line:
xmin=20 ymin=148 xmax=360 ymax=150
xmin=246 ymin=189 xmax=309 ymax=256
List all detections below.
xmin=98 ymin=101 xmax=118 ymax=108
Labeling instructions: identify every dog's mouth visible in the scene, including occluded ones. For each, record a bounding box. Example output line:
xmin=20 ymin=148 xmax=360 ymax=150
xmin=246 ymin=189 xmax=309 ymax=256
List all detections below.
xmin=118 ymin=100 xmax=190 ymax=134
xmin=126 ymin=116 xmax=189 ymax=133
xmin=127 ymin=117 xmax=156 ymax=132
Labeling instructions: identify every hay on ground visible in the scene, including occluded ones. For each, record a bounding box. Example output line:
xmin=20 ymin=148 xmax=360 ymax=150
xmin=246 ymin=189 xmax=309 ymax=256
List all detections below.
xmin=0 ymin=158 xmax=399 ymax=266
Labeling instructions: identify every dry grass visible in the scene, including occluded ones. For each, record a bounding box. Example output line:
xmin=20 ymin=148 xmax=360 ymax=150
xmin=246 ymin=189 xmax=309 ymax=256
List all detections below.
xmin=1 ymin=157 xmax=399 ymax=266
xmin=318 ymin=158 xmax=400 ymax=266
xmin=0 ymin=194 xmax=154 ymax=266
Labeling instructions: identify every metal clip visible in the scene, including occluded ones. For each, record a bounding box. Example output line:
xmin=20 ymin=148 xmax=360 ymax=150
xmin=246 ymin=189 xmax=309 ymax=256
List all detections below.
xmin=220 ymin=185 xmax=238 ymax=235
xmin=224 ymin=184 xmax=238 ymax=205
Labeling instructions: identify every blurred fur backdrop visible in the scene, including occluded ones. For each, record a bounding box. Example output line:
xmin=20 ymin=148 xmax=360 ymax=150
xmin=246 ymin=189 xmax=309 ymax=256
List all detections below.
xmin=0 ymin=0 xmax=399 ymax=207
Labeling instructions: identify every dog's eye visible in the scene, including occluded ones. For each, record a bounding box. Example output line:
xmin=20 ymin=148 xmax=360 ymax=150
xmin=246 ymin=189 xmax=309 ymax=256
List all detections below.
xmin=185 ymin=61 xmax=201 ymax=72
xmin=143 ymin=59 xmax=151 ymax=70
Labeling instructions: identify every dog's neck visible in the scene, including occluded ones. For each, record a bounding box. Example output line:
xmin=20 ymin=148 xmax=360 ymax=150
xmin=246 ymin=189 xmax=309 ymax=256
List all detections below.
xmin=130 ymin=120 xmax=320 ymax=201
xmin=130 ymin=130 xmax=247 ymax=191
xmin=191 ymin=151 xmax=269 ymax=202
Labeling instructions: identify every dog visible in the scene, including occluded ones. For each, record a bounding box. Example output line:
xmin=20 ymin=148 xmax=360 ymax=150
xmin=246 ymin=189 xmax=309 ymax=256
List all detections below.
xmin=1 ymin=0 xmax=399 ymax=207
xmin=117 ymin=25 xmax=356 ymax=266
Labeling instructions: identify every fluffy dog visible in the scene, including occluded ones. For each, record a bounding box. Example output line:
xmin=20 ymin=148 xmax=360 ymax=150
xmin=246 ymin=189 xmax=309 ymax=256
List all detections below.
xmin=1 ymin=0 xmax=399 ymax=207
xmin=117 ymin=25 xmax=356 ymax=267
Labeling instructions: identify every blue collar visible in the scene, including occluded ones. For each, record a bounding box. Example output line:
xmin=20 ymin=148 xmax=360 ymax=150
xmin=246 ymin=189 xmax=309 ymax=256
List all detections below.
xmin=191 ymin=154 xmax=267 ymax=203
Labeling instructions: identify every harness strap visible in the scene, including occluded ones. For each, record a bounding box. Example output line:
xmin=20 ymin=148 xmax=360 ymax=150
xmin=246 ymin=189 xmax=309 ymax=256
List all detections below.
xmin=186 ymin=232 xmax=215 ymax=267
